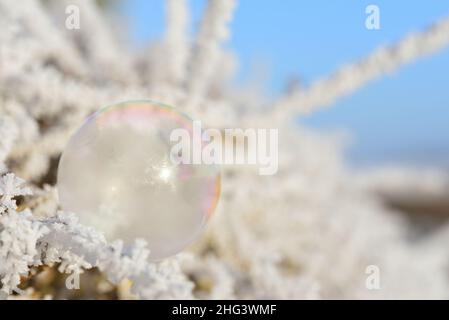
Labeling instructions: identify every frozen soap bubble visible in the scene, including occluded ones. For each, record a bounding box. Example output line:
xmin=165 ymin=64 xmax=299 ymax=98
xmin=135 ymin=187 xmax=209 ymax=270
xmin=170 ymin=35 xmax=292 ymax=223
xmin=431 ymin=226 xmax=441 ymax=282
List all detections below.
xmin=57 ymin=100 xmax=220 ymax=260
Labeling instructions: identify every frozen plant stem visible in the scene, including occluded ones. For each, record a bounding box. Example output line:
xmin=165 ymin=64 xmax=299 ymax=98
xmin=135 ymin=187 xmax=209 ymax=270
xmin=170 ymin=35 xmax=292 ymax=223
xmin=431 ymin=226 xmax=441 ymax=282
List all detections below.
xmin=270 ymin=15 xmax=449 ymax=124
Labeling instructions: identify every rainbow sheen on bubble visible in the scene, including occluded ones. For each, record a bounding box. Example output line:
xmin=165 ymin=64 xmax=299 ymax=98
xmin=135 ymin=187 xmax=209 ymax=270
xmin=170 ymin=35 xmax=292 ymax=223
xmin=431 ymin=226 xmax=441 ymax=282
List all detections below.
xmin=57 ymin=101 xmax=220 ymax=260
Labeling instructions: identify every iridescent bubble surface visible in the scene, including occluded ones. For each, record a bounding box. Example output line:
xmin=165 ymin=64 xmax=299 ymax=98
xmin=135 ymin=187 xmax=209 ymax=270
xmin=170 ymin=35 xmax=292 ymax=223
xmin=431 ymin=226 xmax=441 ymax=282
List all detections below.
xmin=57 ymin=101 xmax=220 ymax=260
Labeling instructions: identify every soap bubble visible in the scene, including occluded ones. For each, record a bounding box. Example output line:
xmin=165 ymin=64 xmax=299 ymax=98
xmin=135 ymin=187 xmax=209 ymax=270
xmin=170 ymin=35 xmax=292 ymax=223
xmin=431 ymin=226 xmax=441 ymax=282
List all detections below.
xmin=57 ymin=101 xmax=220 ymax=260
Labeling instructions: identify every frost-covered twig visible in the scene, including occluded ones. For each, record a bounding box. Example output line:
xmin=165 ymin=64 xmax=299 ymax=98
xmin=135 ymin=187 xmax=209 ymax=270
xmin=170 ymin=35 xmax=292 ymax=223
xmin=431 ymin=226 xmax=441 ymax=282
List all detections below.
xmin=37 ymin=213 xmax=194 ymax=299
xmin=164 ymin=0 xmax=190 ymax=86
xmin=0 ymin=174 xmax=193 ymax=298
xmin=0 ymin=173 xmax=32 ymax=213
xmin=0 ymin=174 xmax=193 ymax=299
xmin=185 ymin=0 xmax=237 ymax=105
xmin=270 ymin=15 xmax=449 ymax=123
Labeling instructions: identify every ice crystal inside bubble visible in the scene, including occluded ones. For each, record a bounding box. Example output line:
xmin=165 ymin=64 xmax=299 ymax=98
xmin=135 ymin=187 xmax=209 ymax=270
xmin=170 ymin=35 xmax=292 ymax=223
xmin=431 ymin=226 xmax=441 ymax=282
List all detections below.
xmin=57 ymin=101 xmax=220 ymax=260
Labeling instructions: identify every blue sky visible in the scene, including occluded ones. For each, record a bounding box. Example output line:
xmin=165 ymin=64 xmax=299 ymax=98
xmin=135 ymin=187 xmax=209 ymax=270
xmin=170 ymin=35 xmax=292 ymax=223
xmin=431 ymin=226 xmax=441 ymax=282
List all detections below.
xmin=120 ymin=0 xmax=449 ymax=168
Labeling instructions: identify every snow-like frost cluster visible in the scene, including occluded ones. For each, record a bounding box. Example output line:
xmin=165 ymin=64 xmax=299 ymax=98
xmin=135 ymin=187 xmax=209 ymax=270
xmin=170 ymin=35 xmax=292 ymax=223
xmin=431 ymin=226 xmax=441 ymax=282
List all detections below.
xmin=1 ymin=0 xmax=449 ymax=299
xmin=0 ymin=174 xmax=192 ymax=298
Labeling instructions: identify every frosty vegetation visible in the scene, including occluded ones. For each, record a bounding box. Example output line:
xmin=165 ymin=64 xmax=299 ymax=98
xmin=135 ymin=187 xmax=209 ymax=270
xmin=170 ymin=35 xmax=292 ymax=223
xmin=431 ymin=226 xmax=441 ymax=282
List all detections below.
xmin=1 ymin=0 xmax=449 ymax=299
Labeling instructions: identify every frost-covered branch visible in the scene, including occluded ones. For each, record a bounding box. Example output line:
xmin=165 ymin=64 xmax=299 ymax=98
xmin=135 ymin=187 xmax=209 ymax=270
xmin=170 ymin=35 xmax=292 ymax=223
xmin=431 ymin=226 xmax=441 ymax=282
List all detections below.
xmin=0 ymin=174 xmax=193 ymax=299
xmin=271 ymin=15 xmax=449 ymax=123
xmin=164 ymin=0 xmax=190 ymax=86
xmin=185 ymin=0 xmax=237 ymax=105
